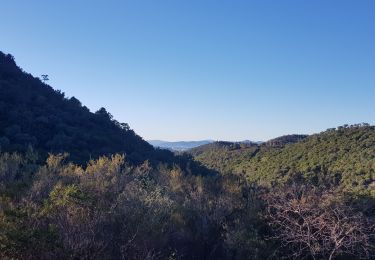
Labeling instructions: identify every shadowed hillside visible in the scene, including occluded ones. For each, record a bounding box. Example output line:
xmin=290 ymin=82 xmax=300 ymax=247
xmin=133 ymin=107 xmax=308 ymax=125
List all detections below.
xmin=0 ymin=52 xmax=183 ymax=165
xmin=189 ymin=141 xmax=259 ymax=174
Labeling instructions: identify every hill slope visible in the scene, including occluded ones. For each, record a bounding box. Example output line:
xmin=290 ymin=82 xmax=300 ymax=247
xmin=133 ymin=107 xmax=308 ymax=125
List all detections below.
xmin=189 ymin=141 xmax=260 ymax=174
xmin=189 ymin=135 xmax=307 ymax=174
xmin=0 ymin=52 xmax=176 ymax=165
xmin=189 ymin=127 xmax=375 ymax=197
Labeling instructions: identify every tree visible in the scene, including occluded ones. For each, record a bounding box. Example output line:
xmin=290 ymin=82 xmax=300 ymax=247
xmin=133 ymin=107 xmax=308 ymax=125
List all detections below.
xmin=95 ymin=107 xmax=113 ymax=120
xmin=41 ymin=74 xmax=49 ymax=83
xmin=263 ymin=184 xmax=375 ymax=259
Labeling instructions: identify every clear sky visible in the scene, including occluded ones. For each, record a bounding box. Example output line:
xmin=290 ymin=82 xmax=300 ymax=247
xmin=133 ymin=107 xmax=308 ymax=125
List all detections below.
xmin=1 ymin=0 xmax=374 ymax=141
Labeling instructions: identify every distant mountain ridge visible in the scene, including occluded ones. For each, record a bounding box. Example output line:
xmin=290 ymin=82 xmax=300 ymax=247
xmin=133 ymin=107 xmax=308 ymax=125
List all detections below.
xmin=148 ymin=139 xmax=264 ymax=151
xmin=148 ymin=140 xmax=214 ymax=151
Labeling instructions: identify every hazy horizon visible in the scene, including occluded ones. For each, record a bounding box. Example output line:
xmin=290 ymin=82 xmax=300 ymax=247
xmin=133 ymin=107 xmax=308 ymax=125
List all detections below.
xmin=2 ymin=0 xmax=374 ymax=141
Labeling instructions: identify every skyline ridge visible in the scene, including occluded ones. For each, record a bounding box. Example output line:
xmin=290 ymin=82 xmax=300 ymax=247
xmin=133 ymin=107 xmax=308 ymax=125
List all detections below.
xmin=1 ymin=1 xmax=374 ymax=140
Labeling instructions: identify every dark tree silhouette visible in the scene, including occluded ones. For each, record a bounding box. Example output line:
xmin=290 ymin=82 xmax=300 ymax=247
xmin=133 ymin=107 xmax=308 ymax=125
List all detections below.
xmin=41 ymin=74 xmax=49 ymax=82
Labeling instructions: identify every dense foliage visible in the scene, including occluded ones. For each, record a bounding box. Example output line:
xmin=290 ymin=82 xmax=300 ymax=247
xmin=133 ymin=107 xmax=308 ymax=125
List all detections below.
xmin=189 ymin=126 xmax=375 ymax=198
xmin=0 ymin=152 xmax=271 ymax=259
xmin=189 ymin=142 xmax=259 ymax=175
xmin=1 ymin=152 xmax=373 ymax=259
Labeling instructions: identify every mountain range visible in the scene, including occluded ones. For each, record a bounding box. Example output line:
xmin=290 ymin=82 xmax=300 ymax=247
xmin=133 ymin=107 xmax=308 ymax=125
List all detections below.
xmin=148 ymin=140 xmax=214 ymax=151
xmin=148 ymin=139 xmax=263 ymax=151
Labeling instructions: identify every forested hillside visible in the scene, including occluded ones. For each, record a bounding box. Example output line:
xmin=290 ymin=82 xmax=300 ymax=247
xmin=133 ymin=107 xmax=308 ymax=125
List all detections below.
xmin=0 ymin=51 xmax=177 ymax=165
xmin=189 ymin=142 xmax=259 ymax=174
xmin=189 ymin=125 xmax=375 ymax=198
xmin=189 ymin=135 xmax=308 ymax=175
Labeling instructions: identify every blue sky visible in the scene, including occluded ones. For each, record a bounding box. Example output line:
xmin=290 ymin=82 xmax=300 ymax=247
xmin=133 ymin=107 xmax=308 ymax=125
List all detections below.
xmin=1 ymin=0 xmax=374 ymax=141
